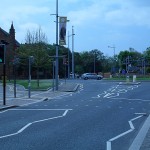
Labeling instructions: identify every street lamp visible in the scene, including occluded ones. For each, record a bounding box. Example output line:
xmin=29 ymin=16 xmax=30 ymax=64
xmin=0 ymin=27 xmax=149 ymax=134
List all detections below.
xmin=72 ymin=26 xmax=75 ymax=79
xmin=108 ymin=45 xmax=116 ymax=74
xmin=108 ymin=45 xmax=115 ymax=59
xmin=94 ymin=52 xmax=96 ymax=73
xmin=55 ymin=0 xmax=59 ymax=90
xmin=68 ymin=31 xmax=72 ymax=79
xmin=28 ymin=56 xmax=34 ymax=98
xmin=51 ymin=0 xmax=69 ymax=89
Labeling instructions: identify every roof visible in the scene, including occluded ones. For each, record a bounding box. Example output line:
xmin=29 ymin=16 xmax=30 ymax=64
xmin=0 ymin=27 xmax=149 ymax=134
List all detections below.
xmin=0 ymin=26 xmax=20 ymax=47
xmin=0 ymin=27 xmax=9 ymax=36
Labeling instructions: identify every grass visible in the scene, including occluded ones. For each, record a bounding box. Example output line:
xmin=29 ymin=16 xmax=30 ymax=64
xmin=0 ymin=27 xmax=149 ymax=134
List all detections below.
xmin=105 ymin=75 xmax=150 ymax=81
xmin=8 ymin=79 xmax=53 ymax=90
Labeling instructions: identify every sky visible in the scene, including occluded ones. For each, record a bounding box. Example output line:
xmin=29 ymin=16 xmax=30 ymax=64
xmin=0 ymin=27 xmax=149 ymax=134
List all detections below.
xmin=0 ymin=0 xmax=150 ymax=56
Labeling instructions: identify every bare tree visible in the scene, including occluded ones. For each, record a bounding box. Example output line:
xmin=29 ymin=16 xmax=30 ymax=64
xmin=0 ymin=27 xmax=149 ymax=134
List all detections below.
xmin=18 ymin=26 xmax=50 ymax=87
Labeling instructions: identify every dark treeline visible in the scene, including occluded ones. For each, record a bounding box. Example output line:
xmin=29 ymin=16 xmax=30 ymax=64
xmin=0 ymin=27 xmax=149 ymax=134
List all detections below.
xmin=13 ymin=28 xmax=150 ymax=80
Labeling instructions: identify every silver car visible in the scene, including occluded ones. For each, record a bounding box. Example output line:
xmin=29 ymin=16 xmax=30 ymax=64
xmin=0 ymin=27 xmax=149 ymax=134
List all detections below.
xmin=81 ymin=73 xmax=103 ymax=80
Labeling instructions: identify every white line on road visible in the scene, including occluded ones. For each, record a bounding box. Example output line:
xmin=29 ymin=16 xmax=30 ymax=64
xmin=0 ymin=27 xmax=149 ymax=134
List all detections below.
xmin=129 ymin=114 xmax=150 ymax=150
xmin=106 ymin=115 xmax=144 ymax=150
xmin=108 ymin=97 xmax=150 ymax=102
xmin=11 ymin=109 xmax=72 ymax=111
xmin=0 ymin=109 xmax=72 ymax=139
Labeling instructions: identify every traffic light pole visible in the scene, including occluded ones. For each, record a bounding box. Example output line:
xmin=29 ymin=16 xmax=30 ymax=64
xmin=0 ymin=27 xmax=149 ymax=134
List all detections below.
xmin=3 ymin=62 xmax=6 ymax=105
xmin=3 ymin=45 xmax=6 ymax=105
xmin=0 ymin=43 xmax=8 ymax=105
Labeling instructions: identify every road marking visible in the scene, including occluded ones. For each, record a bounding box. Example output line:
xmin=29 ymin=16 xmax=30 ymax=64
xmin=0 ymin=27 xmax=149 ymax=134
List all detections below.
xmin=0 ymin=110 xmax=9 ymax=113
xmin=0 ymin=109 xmax=72 ymax=139
xmin=129 ymin=114 xmax=150 ymax=150
xmin=109 ymin=97 xmax=150 ymax=102
xmin=11 ymin=109 xmax=72 ymax=111
xmin=92 ymin=84 xmax=140 ymax=99
xmin=134 ymin=113 xmax=147 ymax=116
xmin=106 ymin=115 xmax=144 ymax=150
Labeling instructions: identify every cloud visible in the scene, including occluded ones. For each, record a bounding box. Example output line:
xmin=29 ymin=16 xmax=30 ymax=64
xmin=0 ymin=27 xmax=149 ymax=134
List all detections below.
xmin=67 ymin=3 xmax=102 ymax=26
xmin=66 ymin=0 xmax=150 ymax=29
xmin=104 ymin=2 xmax=150 ymax=27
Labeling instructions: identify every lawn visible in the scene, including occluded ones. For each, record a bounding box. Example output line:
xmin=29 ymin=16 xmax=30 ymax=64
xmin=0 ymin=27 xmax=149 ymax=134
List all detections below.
xmin=105 ymin=75 xmax=150 ymax=81
xmin=8 ymin=79 xmax=53 ymax=90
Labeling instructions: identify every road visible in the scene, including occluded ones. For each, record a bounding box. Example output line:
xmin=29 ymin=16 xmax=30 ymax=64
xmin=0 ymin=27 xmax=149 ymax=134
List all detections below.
xmin=0 ymin=80 xmax=150 ymax=150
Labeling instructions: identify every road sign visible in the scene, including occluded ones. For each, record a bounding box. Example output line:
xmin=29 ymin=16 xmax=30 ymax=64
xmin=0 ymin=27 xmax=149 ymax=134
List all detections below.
xmin=0 ymin=44 xmax=4 ymax=63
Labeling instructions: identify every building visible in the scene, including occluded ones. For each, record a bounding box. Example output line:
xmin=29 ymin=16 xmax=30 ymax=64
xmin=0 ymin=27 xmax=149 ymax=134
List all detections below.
xmin=0 ymin=23 xmax=20 ymax=79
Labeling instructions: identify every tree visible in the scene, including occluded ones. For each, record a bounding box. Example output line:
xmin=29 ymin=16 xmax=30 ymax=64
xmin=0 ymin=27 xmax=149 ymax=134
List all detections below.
xmin=80 ymin=49 xmax=104 ymax=73
xmin=118 ymin=49 xmax=142 ymax=74
xmin=17 ymin=27 xmax=51 ymax=87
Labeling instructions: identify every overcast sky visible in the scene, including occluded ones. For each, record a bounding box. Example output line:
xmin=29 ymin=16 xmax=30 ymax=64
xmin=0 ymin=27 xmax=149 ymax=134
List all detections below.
xmin=0 ymin=0 xmax=150 ymax=56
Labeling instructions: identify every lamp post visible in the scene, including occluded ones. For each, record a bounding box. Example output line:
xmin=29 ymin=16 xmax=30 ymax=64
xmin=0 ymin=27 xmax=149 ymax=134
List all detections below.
xmin=68 ymin=31 xmax=71 ymax=79
xmin=108 ymin=45 xmax=115 ymax=59
xmin=28 ymin=56 xmax=33 ymax=98
xmin=93 ymin=52 xmax=96 ymax=73
xmin=108 ymin=45 xmax=116 ymax=74
xmin=55 ymin=0 xmax=59 ymax=90
xmin=72 ymin=26 xmax=75 ymax=79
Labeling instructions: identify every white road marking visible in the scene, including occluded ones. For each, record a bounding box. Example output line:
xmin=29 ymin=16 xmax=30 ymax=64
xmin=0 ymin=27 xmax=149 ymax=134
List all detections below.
xmin=109 ymin=97 xmax=150 ymax=102
xmin=0 ymin=110 xmax=9 ymax=113
xmin=0 ymin=109 xmax=72 ymax=139
xmin=134 ymin=113 xmax=147 ymax=116
xmin=11 ymin=109 xmax=72 ymax=111
xmin=129 ymin=114 xmax=150 ymax=150
xmin=106 ymin=115 xmax=144 ymax=150
xmin=92 ymin=84 xmax=140 ymax=99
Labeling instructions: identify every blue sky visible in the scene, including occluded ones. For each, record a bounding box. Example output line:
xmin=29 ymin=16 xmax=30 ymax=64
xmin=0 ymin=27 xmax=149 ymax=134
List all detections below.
xmin=0 ymin=0 xmax=150 ymax=56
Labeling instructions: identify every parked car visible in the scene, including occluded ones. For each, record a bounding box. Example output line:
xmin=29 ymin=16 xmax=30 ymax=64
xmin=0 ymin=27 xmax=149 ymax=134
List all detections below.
xmin=81 ymin=73 xmax=103 ymax=80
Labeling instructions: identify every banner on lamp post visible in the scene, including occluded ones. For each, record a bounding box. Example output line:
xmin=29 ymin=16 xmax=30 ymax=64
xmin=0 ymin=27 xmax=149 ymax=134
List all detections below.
xmin=59 ymin=16 xmax=67 ymax=45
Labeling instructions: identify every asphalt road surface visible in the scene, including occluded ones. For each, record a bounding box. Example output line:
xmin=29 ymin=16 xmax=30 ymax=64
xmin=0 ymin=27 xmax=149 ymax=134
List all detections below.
xmin=0 ymin=80 xmax=150 ymax=150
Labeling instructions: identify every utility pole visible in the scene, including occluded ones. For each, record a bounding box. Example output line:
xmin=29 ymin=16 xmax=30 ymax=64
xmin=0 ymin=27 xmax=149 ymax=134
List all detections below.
xmin=72 ymin=26 xmax=75 ymax=79
xmin=108 ymin=45 xmax=116 ymax=74
xmin=68 ymin=31 xmax=70 ymax=79
xmin=55 ymin=0 xmax=59 ymax=90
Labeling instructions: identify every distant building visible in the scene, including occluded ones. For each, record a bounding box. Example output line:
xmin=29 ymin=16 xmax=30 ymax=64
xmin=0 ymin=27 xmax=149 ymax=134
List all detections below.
xmin=0 ymin=22 xmax=20 ymax=79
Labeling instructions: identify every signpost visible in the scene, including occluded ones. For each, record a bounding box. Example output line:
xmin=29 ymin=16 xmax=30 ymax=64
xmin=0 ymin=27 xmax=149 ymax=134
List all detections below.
xmin=0 ymin=44 xmax=6 ymax=105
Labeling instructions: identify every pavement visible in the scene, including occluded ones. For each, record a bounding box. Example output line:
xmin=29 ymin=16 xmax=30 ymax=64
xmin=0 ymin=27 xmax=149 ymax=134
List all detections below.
xmin=0 ymin=80 xmax=150 ymax=150
xmin=0 ymin=82 xmax=79 ymax=110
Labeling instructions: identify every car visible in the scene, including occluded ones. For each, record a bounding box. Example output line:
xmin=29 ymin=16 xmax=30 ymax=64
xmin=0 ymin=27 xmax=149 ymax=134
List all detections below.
xmin=81 ymin=73 xmax=103 ymax=80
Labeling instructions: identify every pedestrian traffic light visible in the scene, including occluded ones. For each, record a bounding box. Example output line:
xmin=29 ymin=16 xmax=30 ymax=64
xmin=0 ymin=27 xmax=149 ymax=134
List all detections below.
xmin=0 ymin=44 xmax=4 ymax=63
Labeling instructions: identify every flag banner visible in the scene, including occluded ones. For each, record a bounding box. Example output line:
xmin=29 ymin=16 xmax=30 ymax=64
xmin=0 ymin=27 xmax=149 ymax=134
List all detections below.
xmin=59 ymin=17 xmax=67 ymax=45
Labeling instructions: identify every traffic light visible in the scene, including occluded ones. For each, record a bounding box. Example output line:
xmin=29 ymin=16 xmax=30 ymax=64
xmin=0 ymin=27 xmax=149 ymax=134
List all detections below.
xmin=0 ymin=44 xmax=4 ymax=63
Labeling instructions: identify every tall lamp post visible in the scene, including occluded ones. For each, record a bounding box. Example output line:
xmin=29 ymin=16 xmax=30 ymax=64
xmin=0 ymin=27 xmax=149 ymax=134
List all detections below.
xmin=68 ymin=31 xmax=71 ymax=79
xmin=55 ymin=0 xmax=59 ymax=90
xmin=94 ymin=53 xmax=96 ymax=73
xmin=108 ymin=45 xmax=116 ymax=74
xmin=72 ymin=26 xmax=75 ymax=79
xmin=108 ymin=45 xmax=115 ymax=59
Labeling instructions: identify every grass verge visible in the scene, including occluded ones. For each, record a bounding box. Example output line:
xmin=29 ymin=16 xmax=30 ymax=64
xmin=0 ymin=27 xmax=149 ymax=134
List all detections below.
xmin=8 ymin=79 xmax=53 ymax=90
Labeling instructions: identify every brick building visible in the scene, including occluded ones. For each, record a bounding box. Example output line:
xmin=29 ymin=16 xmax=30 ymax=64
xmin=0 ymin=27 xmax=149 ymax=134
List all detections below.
xmin=0 ymin=23 xmax=20 ymax=79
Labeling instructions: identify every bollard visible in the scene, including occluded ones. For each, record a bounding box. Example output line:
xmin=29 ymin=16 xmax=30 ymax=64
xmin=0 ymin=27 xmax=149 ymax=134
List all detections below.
xmin=133 ymin=75 xmax=136 ymax=82
xmin=126 ymin=75 xmax=129 ymax=83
